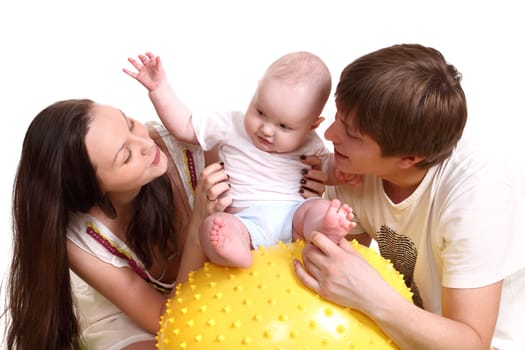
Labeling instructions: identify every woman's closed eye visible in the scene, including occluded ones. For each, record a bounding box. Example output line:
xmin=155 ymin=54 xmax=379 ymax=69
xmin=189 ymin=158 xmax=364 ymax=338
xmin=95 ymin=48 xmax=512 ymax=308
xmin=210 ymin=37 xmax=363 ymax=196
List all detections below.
xmin=122 ymin=118 xmax=135 ymax=164
xmin=124 ymin=147 xmax=132 ymax=164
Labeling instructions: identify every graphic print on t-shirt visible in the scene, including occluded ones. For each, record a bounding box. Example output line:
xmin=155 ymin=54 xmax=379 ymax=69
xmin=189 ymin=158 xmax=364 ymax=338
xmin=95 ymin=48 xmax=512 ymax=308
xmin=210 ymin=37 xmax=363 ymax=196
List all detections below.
xmin=376 ymin=225 xmax=423 ymax=308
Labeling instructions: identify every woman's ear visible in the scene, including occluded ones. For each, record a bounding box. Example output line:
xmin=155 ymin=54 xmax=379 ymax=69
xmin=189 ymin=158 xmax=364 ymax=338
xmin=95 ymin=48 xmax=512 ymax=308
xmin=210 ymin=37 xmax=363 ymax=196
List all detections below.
xmin=310 ymin=116 xmax=325 ymax=130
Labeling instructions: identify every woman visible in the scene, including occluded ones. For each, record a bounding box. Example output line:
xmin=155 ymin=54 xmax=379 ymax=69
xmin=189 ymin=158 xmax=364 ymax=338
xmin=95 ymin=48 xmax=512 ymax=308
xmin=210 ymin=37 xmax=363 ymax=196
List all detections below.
xmin=5 ymin=99 xmax=226 ymax=350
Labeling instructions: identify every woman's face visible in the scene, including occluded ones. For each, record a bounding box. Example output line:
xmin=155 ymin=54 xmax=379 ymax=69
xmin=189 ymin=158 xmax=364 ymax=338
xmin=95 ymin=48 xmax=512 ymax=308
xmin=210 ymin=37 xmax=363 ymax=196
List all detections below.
xmin=84 ymin=104 xmax=168 ymax=199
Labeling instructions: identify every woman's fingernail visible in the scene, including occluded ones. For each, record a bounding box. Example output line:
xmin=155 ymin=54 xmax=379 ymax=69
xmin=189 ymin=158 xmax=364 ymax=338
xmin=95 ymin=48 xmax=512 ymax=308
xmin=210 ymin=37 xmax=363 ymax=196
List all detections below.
xmin=220 ymin=161 xmax=224 ymax=166
xmin=300 ymin=179 xmax=306 ymax=184
xmin=300 ymin=155 xmax=306 ymax=160
xmin=299 ymin=187 xmax=304 ymax=193
xmin=301 ymin=169 xmax=308 ymax=175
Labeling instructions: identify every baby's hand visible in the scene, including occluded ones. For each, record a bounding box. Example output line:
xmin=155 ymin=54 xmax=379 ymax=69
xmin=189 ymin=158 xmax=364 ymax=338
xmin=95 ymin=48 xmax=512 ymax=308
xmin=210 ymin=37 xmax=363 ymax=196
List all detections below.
xmin=123 ymin=52 xmax=167 ymax=92
xmin=336 ymin=171 xmax=364 ymax=187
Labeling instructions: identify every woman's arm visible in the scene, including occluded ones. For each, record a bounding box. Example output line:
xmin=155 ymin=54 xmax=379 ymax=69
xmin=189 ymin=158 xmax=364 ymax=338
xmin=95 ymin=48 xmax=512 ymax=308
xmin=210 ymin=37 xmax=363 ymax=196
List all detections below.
xmin=67 ymin=241 xmax=166 ymax=335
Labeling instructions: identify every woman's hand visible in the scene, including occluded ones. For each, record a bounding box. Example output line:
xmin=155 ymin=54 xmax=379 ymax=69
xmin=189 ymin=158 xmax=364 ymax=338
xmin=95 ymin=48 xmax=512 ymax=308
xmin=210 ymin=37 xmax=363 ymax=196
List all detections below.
xmin=300 ymin=155 xmax=328 ymax=198
xmin=336 ymin=170 xmax=365 ymax=187
xmin=300 ymin=154 xmax=364 ymax=195
xmin=176 ymin=161 xmax=231 ymax=283
xmin=192 ymin=161 xmax=231 ymax=226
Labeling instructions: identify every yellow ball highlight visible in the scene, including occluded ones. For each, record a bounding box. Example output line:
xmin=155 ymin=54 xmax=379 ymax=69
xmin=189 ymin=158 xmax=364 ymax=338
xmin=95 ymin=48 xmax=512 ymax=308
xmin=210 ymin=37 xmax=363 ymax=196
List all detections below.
xmin=157 ymin=240 xmax=413 ymax=349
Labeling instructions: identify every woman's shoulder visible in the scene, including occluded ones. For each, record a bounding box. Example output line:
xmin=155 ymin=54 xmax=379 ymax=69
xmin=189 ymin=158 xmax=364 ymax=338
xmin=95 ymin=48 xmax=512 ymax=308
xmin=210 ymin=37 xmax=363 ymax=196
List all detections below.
xmin=67 ymin=212 xmax=135 ymax=268
xmin=146 ymin=120 xmax=205 ymax=205
xmin=147 ymin=121 xmax=203 ymax=155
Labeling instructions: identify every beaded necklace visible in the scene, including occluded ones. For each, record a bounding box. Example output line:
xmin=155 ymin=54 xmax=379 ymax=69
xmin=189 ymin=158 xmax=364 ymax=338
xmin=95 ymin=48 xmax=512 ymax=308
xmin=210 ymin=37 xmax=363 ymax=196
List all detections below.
xmin=85 ymin=222 xmax=172 ymax=293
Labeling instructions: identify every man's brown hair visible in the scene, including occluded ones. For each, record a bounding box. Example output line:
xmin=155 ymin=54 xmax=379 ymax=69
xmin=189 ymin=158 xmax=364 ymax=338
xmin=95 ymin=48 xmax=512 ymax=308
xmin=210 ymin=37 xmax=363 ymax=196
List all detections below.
xmin=335 ymin=44 xmax=467 ymax=168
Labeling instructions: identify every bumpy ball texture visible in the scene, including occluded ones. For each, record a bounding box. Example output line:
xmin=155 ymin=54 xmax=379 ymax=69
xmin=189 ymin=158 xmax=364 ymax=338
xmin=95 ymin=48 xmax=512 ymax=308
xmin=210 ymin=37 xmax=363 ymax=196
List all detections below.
xmin=157 ymin=240 xmax=413 ymax=349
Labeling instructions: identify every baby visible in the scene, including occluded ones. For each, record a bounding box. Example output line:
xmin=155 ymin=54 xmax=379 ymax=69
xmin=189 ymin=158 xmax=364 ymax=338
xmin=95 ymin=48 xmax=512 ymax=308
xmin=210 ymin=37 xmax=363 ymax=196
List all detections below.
xmin=125 ymin=51 xmax=357 ymax=268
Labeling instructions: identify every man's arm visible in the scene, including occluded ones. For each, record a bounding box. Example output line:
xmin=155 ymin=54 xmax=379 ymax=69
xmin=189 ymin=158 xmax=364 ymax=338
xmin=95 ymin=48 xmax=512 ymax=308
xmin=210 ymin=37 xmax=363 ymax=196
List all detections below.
xmin=295 ymin=233 xmax=501 ymax=350
xmin=375 ymin=282 xmax=501 ymax=350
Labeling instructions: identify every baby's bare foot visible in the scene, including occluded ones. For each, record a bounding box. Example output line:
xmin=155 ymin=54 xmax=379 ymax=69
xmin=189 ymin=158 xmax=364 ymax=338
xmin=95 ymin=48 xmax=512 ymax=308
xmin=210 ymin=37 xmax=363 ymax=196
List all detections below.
xmin=208 ymin=220 xmax=224 ymax=247
xmin=201 ymin=215 xmax=253 ymax=268
xmin=319 ymin=199 xmax=354 ymax=242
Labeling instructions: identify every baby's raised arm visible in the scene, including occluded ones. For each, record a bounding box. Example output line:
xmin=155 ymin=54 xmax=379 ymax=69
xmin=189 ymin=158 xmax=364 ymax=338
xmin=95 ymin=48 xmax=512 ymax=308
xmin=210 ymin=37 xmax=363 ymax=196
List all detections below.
xmin=124 ymin=52 xmax=198 ymax=144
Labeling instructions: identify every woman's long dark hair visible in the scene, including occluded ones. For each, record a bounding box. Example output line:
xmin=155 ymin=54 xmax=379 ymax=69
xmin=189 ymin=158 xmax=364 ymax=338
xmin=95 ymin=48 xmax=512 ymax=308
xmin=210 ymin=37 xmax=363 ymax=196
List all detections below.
xmin=6 ymin=99 xmax=175 ymax=349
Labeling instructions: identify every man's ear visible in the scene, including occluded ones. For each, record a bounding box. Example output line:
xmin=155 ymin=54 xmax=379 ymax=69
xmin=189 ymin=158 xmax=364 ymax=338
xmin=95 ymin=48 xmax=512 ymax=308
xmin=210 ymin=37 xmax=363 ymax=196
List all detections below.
xmin=310 ymin=116 xmax=325 ymax=130
xmin=398 ymin=155 xmax=425 ymax=169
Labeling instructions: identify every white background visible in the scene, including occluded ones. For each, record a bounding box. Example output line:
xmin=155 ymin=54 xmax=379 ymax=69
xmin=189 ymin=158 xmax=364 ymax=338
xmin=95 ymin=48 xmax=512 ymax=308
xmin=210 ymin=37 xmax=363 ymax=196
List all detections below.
xmin=1 ymin=1 xmax=524 ymax=347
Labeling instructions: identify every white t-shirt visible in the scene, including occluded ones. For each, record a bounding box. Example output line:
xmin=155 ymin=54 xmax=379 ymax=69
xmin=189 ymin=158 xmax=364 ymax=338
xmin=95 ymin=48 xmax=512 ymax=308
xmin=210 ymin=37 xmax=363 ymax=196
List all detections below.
xmin=192 ymin=110 xmax=331 ymax=207
xmin=326 ymin=137 xmax=525 ymax=349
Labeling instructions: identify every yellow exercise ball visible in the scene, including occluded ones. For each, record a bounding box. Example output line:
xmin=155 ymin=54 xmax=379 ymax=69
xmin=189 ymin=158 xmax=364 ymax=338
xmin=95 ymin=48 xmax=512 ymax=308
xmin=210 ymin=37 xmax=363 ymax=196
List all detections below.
xmin=157 ymin=240 xmax=413 ymax=349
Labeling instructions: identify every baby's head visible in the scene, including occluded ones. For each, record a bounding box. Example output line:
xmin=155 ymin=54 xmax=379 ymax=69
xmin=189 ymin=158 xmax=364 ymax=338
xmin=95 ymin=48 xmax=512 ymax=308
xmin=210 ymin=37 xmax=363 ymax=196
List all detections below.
xmin=244 ymin=52 xmax=331 ymax=153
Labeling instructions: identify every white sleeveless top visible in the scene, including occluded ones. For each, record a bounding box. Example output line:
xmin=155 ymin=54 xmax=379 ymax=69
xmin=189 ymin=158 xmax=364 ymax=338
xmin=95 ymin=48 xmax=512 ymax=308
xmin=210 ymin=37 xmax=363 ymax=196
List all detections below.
xmin=67 ymin=122 xmax=204 ymax=349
